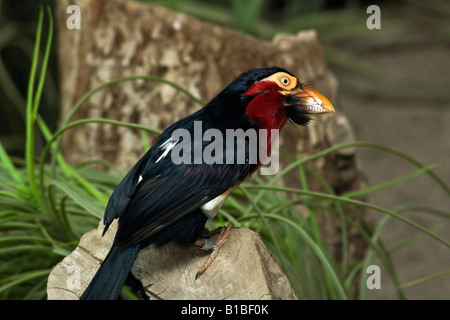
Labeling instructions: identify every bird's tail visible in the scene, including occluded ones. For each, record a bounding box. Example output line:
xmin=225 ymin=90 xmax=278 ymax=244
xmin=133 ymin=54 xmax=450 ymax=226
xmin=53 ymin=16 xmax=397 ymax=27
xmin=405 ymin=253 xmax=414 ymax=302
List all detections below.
xmin=80 ymin=243 xmax=140 ymax=300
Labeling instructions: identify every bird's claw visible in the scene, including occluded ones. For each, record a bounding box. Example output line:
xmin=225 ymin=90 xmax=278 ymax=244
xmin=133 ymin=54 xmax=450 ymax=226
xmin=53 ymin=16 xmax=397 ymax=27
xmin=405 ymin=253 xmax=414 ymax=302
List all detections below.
xmin=194 ymin=222 xmax=232 ymax=280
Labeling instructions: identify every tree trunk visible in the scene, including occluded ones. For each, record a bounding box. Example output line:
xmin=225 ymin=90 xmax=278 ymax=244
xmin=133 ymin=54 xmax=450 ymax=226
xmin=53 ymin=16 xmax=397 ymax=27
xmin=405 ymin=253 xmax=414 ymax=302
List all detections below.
xmin=54 ymin=0 xmax=368 ymax=298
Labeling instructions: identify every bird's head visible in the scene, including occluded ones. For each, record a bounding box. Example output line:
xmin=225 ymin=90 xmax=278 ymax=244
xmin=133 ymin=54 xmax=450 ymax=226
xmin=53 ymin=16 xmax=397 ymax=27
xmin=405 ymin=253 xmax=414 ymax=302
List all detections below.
xmin=211 ymin=67 xmax=335 ymax=130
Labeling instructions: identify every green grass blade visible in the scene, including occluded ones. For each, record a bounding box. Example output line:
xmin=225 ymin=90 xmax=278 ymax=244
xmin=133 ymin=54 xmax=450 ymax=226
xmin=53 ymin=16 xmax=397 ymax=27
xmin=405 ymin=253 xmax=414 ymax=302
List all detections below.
xmin=49 ymin=180 xmax=104 ymax=219
xmin=271 ymin=142 xmax=450 ymax=199
xmin=24 ymin=8 xmax=44 ymax=209
xmin=38 ymin=117 xmax=163 ymax=205
xmin=244 ymin=185 xmax=450 ymax=249
xmin=0 ymin=142 xmax=23 ymax=184
xmin=343 ymin=164 xmax=437 ymax=198
xmin=0 ymin=270 xmax=50 ymax=296
xmin=32 ymin=6 xmax=53 ymax=121
xmin=263 ymin=213 xmax=348 ymax=300
xmin=399 ymin=269 xmax=450 ymax=289
xmin=46 ymin=75 xmax=204 ymax=182
xmin=62 ymin=75 xmax=203 ymax=128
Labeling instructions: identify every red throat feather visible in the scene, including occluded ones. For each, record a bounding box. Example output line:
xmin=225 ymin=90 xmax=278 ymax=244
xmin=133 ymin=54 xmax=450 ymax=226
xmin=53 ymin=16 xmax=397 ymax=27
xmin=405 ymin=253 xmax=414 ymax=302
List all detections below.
xmin=244 ymin=88 xmax=287 ymax=169
xmin=244 ymin=90 xmax=288 ymax=131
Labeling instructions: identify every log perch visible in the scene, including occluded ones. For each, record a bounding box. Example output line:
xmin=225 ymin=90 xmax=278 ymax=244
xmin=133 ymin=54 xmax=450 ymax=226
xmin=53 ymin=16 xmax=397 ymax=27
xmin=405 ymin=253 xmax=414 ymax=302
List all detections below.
xmin=47 ymin=221 xmax=297 ymax=300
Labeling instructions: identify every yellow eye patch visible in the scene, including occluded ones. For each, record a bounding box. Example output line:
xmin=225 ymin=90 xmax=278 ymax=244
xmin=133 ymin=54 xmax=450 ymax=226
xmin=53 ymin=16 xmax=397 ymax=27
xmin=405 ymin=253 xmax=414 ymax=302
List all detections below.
xmin=261 ymin=72 xmax=298 ymax=91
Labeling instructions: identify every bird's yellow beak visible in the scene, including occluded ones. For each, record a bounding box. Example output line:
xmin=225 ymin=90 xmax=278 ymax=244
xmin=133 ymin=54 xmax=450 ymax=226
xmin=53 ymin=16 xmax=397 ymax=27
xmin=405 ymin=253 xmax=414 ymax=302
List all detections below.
xmin=296 ymin=86 xmax=335 ymax=114
xmin=284 ymin=86 xmax=335 ymax=114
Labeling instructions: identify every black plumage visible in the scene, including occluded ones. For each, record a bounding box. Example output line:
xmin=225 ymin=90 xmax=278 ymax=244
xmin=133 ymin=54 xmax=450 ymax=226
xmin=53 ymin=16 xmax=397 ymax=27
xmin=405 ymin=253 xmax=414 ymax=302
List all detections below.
xmin=81 ymin=69 xmax=273 ymax=300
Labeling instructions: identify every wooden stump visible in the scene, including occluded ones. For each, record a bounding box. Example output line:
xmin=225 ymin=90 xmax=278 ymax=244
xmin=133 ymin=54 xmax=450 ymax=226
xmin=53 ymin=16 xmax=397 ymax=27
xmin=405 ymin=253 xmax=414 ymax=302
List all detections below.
xmin=47 ymin=221 xmax=297 ymax=300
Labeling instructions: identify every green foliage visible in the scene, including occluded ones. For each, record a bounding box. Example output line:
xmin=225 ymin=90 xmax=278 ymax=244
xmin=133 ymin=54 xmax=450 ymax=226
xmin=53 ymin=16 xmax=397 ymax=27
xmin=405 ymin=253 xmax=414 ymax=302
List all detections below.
xmin=0 ymin=6 xmax=449 ymax=300
xmin=0 ymin=8 xmax=104 ymax=299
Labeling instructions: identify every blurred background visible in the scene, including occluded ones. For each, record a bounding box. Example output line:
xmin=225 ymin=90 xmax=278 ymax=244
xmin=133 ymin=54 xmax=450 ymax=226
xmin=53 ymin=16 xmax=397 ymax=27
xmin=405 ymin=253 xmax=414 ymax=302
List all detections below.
xmin=0 ymin=0 xmax=449 ymax=299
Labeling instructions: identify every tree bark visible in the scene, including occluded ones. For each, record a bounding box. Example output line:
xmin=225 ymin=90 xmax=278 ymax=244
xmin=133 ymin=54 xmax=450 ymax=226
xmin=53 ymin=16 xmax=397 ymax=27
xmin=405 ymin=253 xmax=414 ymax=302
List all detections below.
xmin=54 ymin=0 xmax=368 ymax=298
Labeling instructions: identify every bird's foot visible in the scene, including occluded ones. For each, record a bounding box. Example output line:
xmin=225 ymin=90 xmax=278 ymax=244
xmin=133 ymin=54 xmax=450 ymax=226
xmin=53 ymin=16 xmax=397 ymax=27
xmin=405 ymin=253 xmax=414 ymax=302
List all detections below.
xmin=194 ymin=222 xmax=232 ymax=280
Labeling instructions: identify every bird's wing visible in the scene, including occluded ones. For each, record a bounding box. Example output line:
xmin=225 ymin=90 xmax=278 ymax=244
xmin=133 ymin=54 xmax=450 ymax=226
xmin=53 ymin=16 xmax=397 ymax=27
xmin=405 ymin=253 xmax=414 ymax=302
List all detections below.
xmin=102 ymin=132 xmax=253 ymax=249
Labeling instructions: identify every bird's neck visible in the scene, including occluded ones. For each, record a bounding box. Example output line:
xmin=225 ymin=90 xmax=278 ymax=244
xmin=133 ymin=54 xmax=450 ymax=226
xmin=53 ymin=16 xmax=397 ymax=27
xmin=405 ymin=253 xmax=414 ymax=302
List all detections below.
xmin=244 ymin=91 xmax=288 ymax=131
xmin=244 ymin=91 xmax=287 ymax=167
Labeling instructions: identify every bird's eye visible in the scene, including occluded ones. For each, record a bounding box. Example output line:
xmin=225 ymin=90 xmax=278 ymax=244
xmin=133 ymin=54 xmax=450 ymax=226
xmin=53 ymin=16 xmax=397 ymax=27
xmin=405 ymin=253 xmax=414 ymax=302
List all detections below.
xmin=280 ymin=77 xmax=290 ymax=86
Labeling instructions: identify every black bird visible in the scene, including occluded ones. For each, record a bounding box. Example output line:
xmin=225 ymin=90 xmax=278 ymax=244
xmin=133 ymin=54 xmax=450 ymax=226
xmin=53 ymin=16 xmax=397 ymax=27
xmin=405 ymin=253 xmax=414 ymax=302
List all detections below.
xmin=80 ymin=67 xmax=335 ymax=300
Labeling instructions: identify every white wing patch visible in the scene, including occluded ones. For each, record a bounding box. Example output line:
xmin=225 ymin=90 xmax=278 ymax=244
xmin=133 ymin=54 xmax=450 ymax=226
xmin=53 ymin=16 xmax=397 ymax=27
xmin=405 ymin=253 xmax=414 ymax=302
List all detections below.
xmin=155 ymin=138 xmax=179 ymax=163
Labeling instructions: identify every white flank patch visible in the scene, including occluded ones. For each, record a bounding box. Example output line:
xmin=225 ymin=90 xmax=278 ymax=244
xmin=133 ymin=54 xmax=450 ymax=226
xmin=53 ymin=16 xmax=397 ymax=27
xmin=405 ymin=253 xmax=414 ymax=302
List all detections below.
xmin=201 ymin=194 xmax=227 ymax=219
